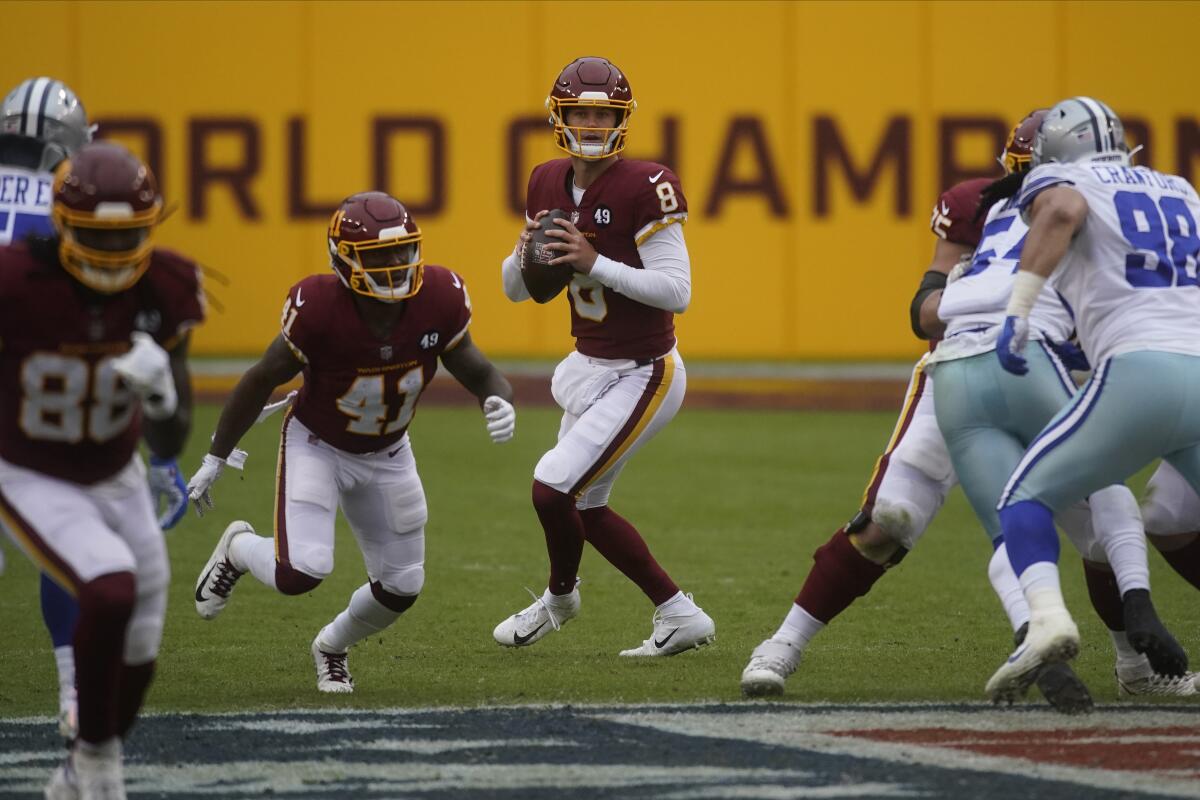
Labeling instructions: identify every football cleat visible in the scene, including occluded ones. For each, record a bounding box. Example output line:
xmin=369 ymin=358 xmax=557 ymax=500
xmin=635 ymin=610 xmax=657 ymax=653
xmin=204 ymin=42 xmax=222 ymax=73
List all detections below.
xmin=1123 ymin=588 xmax=1189 ymax=677
xmin=1015 ymin=623 xmax=1093 ymax=715
xmin=311 ymin=636 xmax=354 ymax=694
xmin=619 ymin=597 xmax=715 ymax=657
xmin=986 ymin=609 xmax=1079 ymax=705
xmin=66 ymin=741 xmax=125 ymax=800
xmin=193 ymin=521 xmax=251 ymax=620
xmin=493 ymin=582 xmax=580 ymax=648
xmin=43 ymin=753 xmax=78 ymax=800
xmin=1117 ymin=657 xmax=1199 ymax=697
xmin=740 ymin=638 xmax=802 ymax=697
xmin=57 ymin=687 xmax=78 ymax=741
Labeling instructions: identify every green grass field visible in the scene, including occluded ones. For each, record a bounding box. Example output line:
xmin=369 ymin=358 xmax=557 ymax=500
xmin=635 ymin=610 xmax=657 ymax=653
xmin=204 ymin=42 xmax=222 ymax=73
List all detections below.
xmin=2 ymin=403 xmax=1196 ymax=716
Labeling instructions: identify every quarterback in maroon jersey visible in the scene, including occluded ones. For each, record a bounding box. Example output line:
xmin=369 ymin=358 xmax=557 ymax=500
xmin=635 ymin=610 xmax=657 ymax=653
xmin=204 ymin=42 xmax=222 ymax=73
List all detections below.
xmin=187 ymin=191 xmax=514 ymax=693
xmin=494 ymin=56 xmax=715 ymax=656
xmin=0 ymin=142 xmax=203 ymax=797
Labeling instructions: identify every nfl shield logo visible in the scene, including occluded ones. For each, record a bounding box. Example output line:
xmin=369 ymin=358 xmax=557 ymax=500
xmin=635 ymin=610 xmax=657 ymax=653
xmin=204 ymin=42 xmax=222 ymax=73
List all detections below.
xmin=380 ymin=345 xmax=393 ymax=360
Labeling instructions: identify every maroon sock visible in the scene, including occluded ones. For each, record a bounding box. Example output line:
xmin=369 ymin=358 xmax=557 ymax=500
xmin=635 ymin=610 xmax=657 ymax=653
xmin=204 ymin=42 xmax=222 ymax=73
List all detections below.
xmin=1082 ymin=559 xmax=1125 ymax=631
xmin=116 ymin=661 xmax=156 ymax=738
xmin=1156 ymin=535 xmax=1200 ymax=591
xmin=532 ymin=480 xmax=586 ymax=596
xmin=579 ymin=506 xmax=679 ymax=606
xmin=794 ymin=529 xmax=886 ymax=623
xmin=73 ymin=573 xmax=136 ymax=744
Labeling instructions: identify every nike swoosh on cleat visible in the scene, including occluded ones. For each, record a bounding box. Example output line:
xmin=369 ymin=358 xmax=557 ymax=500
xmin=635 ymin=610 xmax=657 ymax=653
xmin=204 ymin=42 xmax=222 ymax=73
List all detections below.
xmin=513 ymin=621 xmax=548 ymax=645
xmin=195 ymin=563 xmax=218 ymax=603
xmin=1007 ymin=645 xmax=1028 ymax=664
xmin=654 ymin=628 xmax=680 ymax=649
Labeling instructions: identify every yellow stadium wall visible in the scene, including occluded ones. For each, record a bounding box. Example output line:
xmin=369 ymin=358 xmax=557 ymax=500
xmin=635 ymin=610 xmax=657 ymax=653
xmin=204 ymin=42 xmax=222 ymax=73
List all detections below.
xmin=6 ymin=0 xmax=1200 ymax=360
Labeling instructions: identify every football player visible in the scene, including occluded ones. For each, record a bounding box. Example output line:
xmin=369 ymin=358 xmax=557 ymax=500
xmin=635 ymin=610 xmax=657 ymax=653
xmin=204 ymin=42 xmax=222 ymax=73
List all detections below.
xmin=0 ymin=77 xmax=192 ymax=740
xmin=929 ymin=106 xmax=1192 ymax=702
xmin=989 ymin=97 xmax=1200 ymax=699
xmin=493 ymin=56 xmax=715 ymax=656
xmin=187 ymin=191 xmax=515 ymax=693
xmin=740 ymin=113 xmax=1101 ymax=706
xmin=0 ymin=141 xmax=204 ymax=799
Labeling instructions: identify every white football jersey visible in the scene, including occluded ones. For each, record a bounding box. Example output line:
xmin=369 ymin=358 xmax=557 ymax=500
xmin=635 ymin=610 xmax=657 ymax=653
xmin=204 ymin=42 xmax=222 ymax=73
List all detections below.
xmin=0 ymin=163 xmax=54 ymax=245
xmin=933 ymin=198 xmax=1074 ymax=363
xmin=1017 ymin=162 xmax=1200 ymax=363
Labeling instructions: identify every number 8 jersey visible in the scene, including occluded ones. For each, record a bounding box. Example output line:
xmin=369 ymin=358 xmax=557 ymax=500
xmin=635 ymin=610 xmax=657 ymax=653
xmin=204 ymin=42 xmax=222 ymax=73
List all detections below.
xmin=525 ymin=158 xmax=687 ymax=361
xmin=279 ymin=265 xmax=471 ymax=454
xmin=1018 ymin=162 xmax=1200 ymax=363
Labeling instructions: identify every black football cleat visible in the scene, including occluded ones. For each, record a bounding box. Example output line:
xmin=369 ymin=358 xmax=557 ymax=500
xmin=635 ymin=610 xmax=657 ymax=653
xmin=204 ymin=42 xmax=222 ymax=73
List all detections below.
xmin=1123 ymin=589 xmax=1189 ymax=677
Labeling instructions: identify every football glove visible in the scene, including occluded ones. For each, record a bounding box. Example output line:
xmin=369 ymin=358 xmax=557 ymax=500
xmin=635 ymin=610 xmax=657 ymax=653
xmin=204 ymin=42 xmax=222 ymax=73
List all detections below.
xmin=483 ymin=396 xmax=515 ymax=443
xmin=1047 ymin=339 xmax=1091 ymax=373
xmin=112 ymin=331 xmax=177 ymax=420
xmin=148 ymin=455 xmax=188 ymax=530
xmin=186 ymin=453 xmax=227 ymax=517
xmin=996 ymin=316 xmax=1030 ymax=375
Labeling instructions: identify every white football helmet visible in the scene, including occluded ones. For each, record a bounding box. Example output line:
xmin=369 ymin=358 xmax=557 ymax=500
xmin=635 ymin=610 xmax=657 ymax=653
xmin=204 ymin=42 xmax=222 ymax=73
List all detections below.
xmin=1032 ymin=97 xmax=1129 ymax=168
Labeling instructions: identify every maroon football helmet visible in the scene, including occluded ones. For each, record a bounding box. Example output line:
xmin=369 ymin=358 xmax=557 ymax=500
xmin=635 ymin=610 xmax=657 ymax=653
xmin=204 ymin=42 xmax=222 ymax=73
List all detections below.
xmin=328 ymin=192 xmax=423 ymax=302
xmin=1002 ymin=109 xmax=1049 ymax=174
xmin=51 ymin=141 xmax=162 ymax=293
xmin=546 ymin=56 xmax=636 ymax=160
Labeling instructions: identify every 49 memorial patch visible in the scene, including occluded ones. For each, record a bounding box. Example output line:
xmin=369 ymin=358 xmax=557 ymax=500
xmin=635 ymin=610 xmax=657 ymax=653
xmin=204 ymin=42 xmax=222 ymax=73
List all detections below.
xmin=1 ymin=704 xmax=1196 ymax=798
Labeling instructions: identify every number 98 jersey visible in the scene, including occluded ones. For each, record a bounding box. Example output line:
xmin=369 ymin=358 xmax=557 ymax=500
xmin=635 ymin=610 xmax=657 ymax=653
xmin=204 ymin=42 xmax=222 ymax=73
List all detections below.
xmin=279 ymin=265 xmax=472 ymax=454
xmin=526 ymin=158 xmax=687 ymax=361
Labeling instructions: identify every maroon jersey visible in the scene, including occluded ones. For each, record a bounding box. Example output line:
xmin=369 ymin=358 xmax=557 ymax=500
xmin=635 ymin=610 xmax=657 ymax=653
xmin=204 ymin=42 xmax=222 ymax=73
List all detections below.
xmin=281 ymin=265 xmax=471 ymax=454
xmin=929 ymin=177 xmax=991 ymax=248
xmin=0 ymin=241 xmax=205 ymax=484
xmin=526 ymin=157 xmax=687 ymax=360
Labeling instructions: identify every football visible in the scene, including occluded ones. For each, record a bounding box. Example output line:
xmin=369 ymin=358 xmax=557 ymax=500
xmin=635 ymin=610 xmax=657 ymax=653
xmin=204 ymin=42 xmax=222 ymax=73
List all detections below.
xmin=521 ymin=209 xmax=575 ymax=303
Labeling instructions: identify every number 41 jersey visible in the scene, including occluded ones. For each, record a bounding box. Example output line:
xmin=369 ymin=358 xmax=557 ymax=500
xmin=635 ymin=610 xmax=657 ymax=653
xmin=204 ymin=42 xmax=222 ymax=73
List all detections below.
xmin=526 ymin=157 xmax=687 ymax=361
xmin=280 ymin=265 xmax=471 ymax=454
xmin=1018 ymin=163 xmax=1200 ymax=363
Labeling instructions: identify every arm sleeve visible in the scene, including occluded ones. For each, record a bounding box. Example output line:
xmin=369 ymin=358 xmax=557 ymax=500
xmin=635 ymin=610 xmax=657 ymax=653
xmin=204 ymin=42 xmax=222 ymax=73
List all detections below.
xmin=501 ymin=215 xmax=533 ymax=303
xmin=587 ymin=221 xmax=691 ymax=314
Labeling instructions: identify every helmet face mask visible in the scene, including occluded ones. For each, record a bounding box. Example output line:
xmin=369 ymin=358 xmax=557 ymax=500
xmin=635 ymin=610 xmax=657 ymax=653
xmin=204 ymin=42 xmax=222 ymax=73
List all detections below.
xmin=1032 ymin=97 xmax=1129 ymax=168
xmin=52 ymin=144 xmax=163 ymax=294
xmin=546 ymin=57 xmax=636 ymax=161
xmin=1001 ymin=109 xmax=1048 ymax=175
xmin=328 ymin=193 xmax=424 ymax=303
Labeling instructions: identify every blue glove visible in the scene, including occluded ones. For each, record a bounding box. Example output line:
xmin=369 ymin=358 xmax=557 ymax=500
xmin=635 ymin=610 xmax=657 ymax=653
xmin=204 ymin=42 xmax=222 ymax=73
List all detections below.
xmin=1048 ymin=338 xmax=1091 ymax=372
xmin=148 ymin=456 xmax=188 ymax=530
xmin=996 ymin=316 xmax=1030 ymax=375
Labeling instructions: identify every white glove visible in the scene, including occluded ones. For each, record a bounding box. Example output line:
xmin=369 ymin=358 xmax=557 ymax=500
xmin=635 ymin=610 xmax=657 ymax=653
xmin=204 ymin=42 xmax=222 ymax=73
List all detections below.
xmin=148 ymin=456 xmax=189 ymax=529
xmin=946 ymin=253 xmax=973 ymax=285
xmin=186 ymin=453 xmax=227 ymax=517
xmin=111 ymin=331 xmax=177 ymax=420
xmin=483 ymin=396 xmax=515 ymax=443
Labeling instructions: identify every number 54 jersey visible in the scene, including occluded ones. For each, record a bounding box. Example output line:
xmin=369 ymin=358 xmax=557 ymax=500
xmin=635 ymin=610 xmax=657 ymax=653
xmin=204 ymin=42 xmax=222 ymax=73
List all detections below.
xmin=279 ymin=265 xmax=471 ymax=454
xmin=526 ymin=158 xmax=687 ymax=361
xmin=1018 ymin=163 xmax=1200 ymax=363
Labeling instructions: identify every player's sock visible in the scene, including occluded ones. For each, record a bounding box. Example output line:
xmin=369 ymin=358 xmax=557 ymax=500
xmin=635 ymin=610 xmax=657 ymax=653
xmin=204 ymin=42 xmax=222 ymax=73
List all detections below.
xmin=999 ymin=501 xmax=1059 ymax=575
xmin=116 ymin=661 xmax=155 ymax=737
xmin=1083 ymin=560 xmax=1126 ymax=631
xmin=1155 ymin=534 xmax=1200 ymax=591
xmin=73 ymin=573 xmax=135 ymax=744
xmin=772 ymin=602 xmax=825 ymax=650
xmin=988 ymin=541 xmax=1031 ymax=632
xmin=229 ymin=533 xmax=279 ymax=590
xmin=794 ymin=528 xmax=886 ymax=624
xmin=41 ymin=573 xmax=79 ymax=647
xmin=1088 ymin=486 xmax=1149 ymax=594
xmin=54 ymin=646 xmax=76 ymax=698
xmin=1018 ymin=562 xmax=1065 ymax=608
xmin=532 ymin=481 xmax=586 ymax=596
xmin=1109 ymin=629 xmax=1143 ymax=670
xmin=320 ymin=582 xmax=413 ymax=652
xmin=580 ymin=506 xmax=678 ymax=606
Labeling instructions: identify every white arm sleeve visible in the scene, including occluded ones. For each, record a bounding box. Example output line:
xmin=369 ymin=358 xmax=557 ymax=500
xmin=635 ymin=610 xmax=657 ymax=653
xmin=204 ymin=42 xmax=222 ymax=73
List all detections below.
xmin=501 ymin=216 xmax=533 ymax=302
xmin=587 ymin=222 xmax=691 ymax=314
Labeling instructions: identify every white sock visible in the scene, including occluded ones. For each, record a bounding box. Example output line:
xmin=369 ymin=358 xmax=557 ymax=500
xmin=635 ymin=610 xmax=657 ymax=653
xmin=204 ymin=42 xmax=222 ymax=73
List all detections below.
xmin=1089 ymin=487 xmax=1151 ymax=594
xmin=774 ymin=603 xmax=825 ymax=650
xmin=655 ymin=591 xmax=698 ymax=616
xmin=229 ymin=533 xmax=279 ymax=590
xmin=542 ymin=586 xmax=579 ymax=609
xmin=76 ymin=736 xmax=120 ymax=757
xmin=1109 ymin=629 xmax=1144 ymax=669
xmin=989 ymin=543 xmax=1031 ymax=632
xmin=53 ymin=645 xmax=75 ymax=697
xmin=1018 ymin=562 xmax=1066 ymax=614
xmin=318 ymin=583 xmax=402 ymax=653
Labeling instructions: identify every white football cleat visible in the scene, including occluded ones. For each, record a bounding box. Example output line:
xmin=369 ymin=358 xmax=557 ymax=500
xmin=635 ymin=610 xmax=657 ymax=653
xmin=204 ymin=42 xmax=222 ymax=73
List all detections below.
xmin=194 ymin=521 xmax=251 ymax=620
xmin=619 ymin=597 xmax=715 ymax=657
xmin=741 ymin=638 xmax=802 ymax=697
xmin=1117 ymin=657 xmax=1199 ymax=697
xmin=43 ymin=753 xmax=78 ymax=800
xmin=57 ymin=687 xmax=78 ymax=741
xmin=311 ymin=636 xmax=354 ymax=694
xmin=71 ymin=740 xmax=126 ymax=800
xmin=493 ymin=583 xmax=580 ymax=648
xmin=986 ymin=608 xmax=1079 ymax=704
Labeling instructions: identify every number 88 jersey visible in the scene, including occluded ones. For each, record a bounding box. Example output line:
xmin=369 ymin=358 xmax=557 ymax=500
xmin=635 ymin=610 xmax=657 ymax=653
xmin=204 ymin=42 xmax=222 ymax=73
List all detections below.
xmin=1017 ymin=162 xmax=1200 ymax=363
xmin=525 ymin=157 xmax=687 ymax=361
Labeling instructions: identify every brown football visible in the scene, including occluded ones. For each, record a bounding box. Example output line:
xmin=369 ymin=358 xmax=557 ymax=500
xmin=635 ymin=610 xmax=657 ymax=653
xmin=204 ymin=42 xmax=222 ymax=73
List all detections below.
xmin=521 ymin=209 xmax=575 ymax=303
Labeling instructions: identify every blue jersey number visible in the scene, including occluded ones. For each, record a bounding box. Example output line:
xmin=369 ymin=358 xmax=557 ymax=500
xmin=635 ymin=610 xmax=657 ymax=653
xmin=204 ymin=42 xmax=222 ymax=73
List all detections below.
xmin=1115 ymin=190 xmax=1200 ymax=288
xmin=964 ymin=214 xmax=1026 ymax=278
